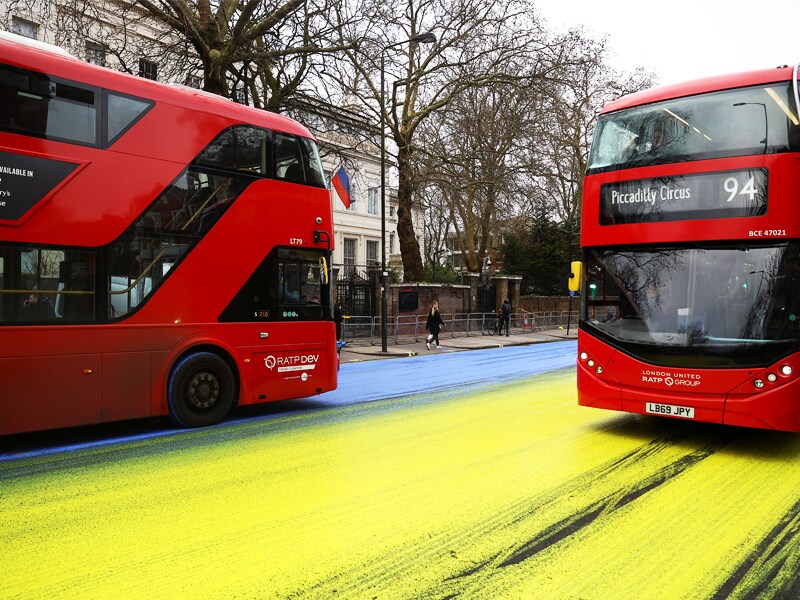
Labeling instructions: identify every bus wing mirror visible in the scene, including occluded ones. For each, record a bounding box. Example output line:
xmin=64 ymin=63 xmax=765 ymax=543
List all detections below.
xmin=319 ymin=256 xmax=329 ymax=285
xmin=568 ymin=261 xmax=582 ymax=292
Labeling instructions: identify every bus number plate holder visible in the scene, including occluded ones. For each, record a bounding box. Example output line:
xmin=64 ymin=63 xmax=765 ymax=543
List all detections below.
xmin=646 ymin=402 xmax=695 ymax=419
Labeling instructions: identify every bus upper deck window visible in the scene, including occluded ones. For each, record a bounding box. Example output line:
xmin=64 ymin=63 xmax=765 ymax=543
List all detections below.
xmin=0 ymin=64 xmax=98 ymax=146
xmin=195 ymin=125 xmax=268 ymax=176
xmin=106 ymin=92 xmax=153 ymax=146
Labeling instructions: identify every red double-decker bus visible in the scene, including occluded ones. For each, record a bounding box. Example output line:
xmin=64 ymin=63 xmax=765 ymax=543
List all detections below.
xmin=0 ymin=33 xmax=337 ymax=435
xmin=576 ymin=63 xmax=800 ymax=432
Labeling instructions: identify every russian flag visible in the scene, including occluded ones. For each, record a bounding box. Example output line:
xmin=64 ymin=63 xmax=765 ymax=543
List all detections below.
xmin=332 ymin=165 xmax=351 ymax=208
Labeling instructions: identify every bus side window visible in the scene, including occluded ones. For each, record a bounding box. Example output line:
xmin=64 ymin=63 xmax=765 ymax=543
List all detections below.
xmin=106 ymin=92 xmax=153 ymax=146
xmin=275 ymin=133 xmax=305 ymax=184
xmin=300 ymin=137 xmax=326 ymax=188
xmin=194 ymin=126 xmax=269 ymax=176
xmin=0 ymin=246 xmax=94 ymax=323
xmin=0 ymin=65 xmax=50 ymax=137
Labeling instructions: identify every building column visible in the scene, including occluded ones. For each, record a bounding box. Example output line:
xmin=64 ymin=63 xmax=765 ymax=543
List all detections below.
xmin=509 ymin=276 xmax=523 ymax=311
xmin=368 ymin=264 xmax=382 ymax=318
xmin=463 ymin=272 xmax=481 ymax=313
xmin=492 ymin=276 xmax=509 ymax=312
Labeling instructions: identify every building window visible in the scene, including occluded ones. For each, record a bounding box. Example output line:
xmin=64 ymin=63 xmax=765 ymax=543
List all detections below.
xmin=389 ymin=233 xmax=396 ymax=254
xmin=389 ymin=206 xmax=395 ymax=217
xmin=343 ymin=238 xmax=356 ymax=276
xmin=366 ymin=240 xmax=379 ymax=266
xmin=11 ymin=16 xmax=39 ymax=39
xmin=367 ymin=185 xmax=378 ymax=215
xmin=138 ymin=58 xmax=158 ymax=81
xmin=185 ymin=75 xmax=202 ymax=89
xmin=85 ymin=41 xmax=106 ymax=66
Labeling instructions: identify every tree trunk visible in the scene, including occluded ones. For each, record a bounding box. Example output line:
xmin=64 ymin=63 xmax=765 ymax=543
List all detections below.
xmin=396 ymin=144 xmax=424 ymax=282
xmin=203 ymin=55 xmax=230 ymax=97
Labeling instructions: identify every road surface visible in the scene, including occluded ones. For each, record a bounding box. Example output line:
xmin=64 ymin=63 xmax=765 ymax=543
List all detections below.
xmin=2 ymin=341 xmax=799 ymax=598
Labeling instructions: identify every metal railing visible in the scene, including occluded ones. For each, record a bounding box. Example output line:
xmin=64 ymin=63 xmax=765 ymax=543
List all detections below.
xmin=338 ymin=311 xmax=578 ymax=346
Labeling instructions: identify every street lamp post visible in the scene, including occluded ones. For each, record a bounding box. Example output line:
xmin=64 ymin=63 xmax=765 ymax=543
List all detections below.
xmin=380 ymin=31 xmax=436 ymax=352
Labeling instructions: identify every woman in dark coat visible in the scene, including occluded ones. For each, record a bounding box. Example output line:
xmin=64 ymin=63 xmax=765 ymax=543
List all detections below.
xmin=425 ymin=300 xmax=445 ymax=350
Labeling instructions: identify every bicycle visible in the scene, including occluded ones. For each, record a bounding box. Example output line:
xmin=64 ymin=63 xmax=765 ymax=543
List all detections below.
xmin=483 ymin=313 xmax=502 ymax=335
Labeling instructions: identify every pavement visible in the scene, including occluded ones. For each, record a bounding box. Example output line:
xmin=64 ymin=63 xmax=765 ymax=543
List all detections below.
xmin=339 ymin=328 xmax=578 ymax=362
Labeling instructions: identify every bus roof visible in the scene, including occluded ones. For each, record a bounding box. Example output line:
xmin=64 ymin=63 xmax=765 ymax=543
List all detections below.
xmin=0 ymin=29 xmax=75 ymax=57
xmin=0 ymin=35 xmax=315 ymax=140
xmin=601 ymin=64 xmax=797 ymax=114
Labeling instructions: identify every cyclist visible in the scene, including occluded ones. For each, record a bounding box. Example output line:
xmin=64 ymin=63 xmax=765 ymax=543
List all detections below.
xmin=499 ymin=298 xmax=511 ymax=336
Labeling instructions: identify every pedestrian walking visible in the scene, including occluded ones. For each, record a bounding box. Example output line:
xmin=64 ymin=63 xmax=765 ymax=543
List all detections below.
xmin=334 ymin=301 xmax=345 ymax=341
xmin=500 ymin=298 xmax=511 ymax=336
xmin=425 ymin=300 xmax=445 ymax=350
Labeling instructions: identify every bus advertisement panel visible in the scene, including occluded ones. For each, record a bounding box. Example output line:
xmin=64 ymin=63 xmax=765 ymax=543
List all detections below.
xmin=0 ymin=34 xmax=337 ymax=435
xmin=577 ymin=64 xmax=800 ymax=432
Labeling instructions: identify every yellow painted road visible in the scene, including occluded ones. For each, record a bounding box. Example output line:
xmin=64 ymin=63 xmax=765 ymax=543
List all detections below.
xmin=2 ymin=368 xmax=800 ymax=599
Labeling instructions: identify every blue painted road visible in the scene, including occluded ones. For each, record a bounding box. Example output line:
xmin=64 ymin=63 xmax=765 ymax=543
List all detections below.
xmin=323 ymin=341 xmax=577 ymax=406
xmin=0 ymin=341 xmax=577 ymax=461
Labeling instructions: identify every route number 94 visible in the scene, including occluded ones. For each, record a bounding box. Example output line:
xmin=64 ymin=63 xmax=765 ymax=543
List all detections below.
xmin=723 ymin=175 xmax=757 ymax=203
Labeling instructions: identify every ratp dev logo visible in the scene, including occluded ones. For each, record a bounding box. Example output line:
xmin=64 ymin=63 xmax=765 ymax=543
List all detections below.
xmin=264 ymin=354 xmax=320 ymax=372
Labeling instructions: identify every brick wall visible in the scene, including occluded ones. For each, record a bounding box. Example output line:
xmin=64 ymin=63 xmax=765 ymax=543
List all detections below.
xmin=389 ymin=283 xmax=470 ymax=317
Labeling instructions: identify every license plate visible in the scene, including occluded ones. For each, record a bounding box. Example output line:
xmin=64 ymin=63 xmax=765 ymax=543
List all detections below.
xmin=646 ymin=402 xmax=695 ymax=419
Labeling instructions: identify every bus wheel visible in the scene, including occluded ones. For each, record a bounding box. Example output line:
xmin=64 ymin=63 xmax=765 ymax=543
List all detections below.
xmin=168 ymin=352 xmax=235 ymax=427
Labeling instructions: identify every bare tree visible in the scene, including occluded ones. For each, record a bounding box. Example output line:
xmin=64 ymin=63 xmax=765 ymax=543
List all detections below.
xmin=1 ymin=1 xmax=202 ymax=81
xmin=418 ymin=81 xmax=541 ymax=273
xmin=131 ymin=0 xmax=306 ymax=97
xmin=414 ymin=31 xmax=653 ymax=276
xmin=523 ymin=35 xmax=655 ymax=225
xmin=325 ymin=0 xmax=572 ymax=281
xmin=420 ymin=184 xmax=451 ymax=270
xmin=6 ymin=0 xmax=354 ymax=111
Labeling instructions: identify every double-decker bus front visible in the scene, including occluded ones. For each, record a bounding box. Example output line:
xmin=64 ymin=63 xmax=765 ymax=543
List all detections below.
xmin=577 ymin=66 xmax=800 ymax=432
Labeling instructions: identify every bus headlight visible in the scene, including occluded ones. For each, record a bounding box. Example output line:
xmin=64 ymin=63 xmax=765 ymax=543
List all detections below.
xmin=754 ymin=379 xmax=765 ymax=389
xmin=780 ymin=364 xmax=793 ymax=376
xmin=767 ymin=373 xmax=778 ymax=383
xmin=580 ymin=352 xmax=588 ymax=361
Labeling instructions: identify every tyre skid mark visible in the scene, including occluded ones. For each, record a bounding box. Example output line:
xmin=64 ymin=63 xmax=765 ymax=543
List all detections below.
xmin=301 ymin=434 xmax=729 ymax=598
xmin=712 ymin=496 xmax=800 ymax=599
xmin=431 ymin=436 xmax=734 ymax=600
xmin=499 ymin=444 xmax=720 ymax=568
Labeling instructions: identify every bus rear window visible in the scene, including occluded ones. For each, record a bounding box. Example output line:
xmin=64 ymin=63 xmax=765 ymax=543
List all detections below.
xmin=588 ymin=83 xmax=800 ymax=173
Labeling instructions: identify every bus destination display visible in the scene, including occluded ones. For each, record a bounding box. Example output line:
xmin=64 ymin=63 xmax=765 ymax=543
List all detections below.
xmin=600 ymin=168 xmax=768 ymax=225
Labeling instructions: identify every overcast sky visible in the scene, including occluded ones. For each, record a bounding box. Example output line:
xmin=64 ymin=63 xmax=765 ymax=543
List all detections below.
xmin=535 ymin=0 xmax=799 ymax=86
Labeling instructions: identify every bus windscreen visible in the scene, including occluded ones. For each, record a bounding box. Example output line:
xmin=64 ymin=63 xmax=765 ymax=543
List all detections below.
xmin=583 ymin=243 xmax=800 ymax=367
xmin=588 ymin=83 xmax=800 ymax=173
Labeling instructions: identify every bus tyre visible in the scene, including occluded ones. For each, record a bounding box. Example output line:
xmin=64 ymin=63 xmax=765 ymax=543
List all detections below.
xmin=168 ymin=352 xmax=235 ymax=427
